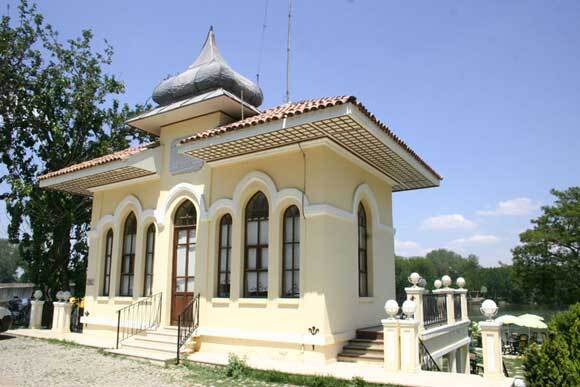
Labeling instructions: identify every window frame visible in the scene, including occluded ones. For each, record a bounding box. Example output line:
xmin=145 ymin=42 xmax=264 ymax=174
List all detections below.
xmin=358 ymin=203 xmax=369 ymax=297
xmin=217 ymin=214 xmax=232 ymax=298
xmin=244 ymin=192 xmax=269 ymax=298
xmin=102 ymin=229 xmax=113 ymax=296
xmin=143 ymin=223 xmax=156 ymax=297
xmin=282 ymin=205 xmax=300 ymax=298
xmin=119 ymin=212 xmax=137 ymax=297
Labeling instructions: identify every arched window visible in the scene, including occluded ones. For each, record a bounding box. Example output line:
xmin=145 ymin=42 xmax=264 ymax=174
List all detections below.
xmin=282 ymin=205 xmax=300 ymax=298
xmin=172 ymin=200 xmax=197 ymax=323
xmin=244 ymin=192 xmax=269 ymax=298
xmin=217 ymin=214 xmax=232 ymax=298
xmin=358 ymin=203 xmax=369 ymax=297
xmin=120 ymin=213 xmax=137 ymax=296
xmin=143 ymin=224 xmax=155 ymax=297
xmin=102 ymin=229 xmax=113 ymax=296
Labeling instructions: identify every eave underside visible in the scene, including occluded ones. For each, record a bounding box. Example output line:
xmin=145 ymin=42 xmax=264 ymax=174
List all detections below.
xmin=181 ymin=114 xmax=439 ymax=192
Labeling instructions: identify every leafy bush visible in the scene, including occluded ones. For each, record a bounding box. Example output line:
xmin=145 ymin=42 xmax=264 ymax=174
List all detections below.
xmin=524 ymin=303 xmax=580 ymax=386
xmin=225 ymin=353 xmax=248 ymax=378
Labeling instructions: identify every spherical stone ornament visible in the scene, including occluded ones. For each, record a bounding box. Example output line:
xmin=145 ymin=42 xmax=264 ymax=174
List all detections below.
xmin=408 ymin=272 xmax=421 ymax=286
xmin=434 ymin=279 xmax=442 ymax=289
xmin=442 ymin=275 xmax=452 ymax=288
xmin=480 ymin=299 xmax=498 ymax=321
xmin=62 ymin=291 xmax=71 ymax=302
xmin=33 ymin=290 xmax=43 ymax=300
xmin=418 ymin=278 xmax=427 ymax=288
xmin=56 ymin=291 xmax=64 ymax=302
xmin=402 ymin=299 xmax=416 ymax=319
xmin=456 ymin=277 xmax=466 ymax=288
xmin=384 ymin=299 xmax=399 ymax=319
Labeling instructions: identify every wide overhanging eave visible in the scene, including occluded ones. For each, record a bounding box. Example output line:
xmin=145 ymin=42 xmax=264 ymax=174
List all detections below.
xmin=178 ymin=102 xmax=441 ymax=192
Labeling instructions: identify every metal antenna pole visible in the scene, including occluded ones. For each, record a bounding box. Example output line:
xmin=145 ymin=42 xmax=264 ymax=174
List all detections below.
xmin=285 ymin=0 xmax=292 ymax=103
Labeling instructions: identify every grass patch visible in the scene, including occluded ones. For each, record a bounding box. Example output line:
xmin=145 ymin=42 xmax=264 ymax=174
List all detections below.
xmin=183 ymin=354 xmax=397 ymax=387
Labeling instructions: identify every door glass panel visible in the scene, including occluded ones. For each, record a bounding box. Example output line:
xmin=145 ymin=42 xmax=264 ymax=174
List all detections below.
xmin=284 ymin=218 xmax=292 ymax=242
xmin=177 ymin=246 xmax=186 ymax=276
xmin=178 ymin=230 xmax=188 ymax=244
xmin=284 ymin=271 xmax=292 ymax=295
xmin=260 ymin=220 xmax=269 ymax=244
xmin=260 ymin=248 xmax=268 ymax=269
xmin=247 ymin=221 xmax=258 ymax=244
xmin=246 ymin=272 xmax=257 ymax=295
xmin=284 ymin=245 xmax=293 ymax=269
xmin=294 ymin=247 xmax=300 ymax=269
xmin=258 ymin=272 xmax=268 ymax=293
xmin=187 ymin=278 xmax=195 ymax=292
xmin=187 ymin=244 xmax=196 ymax=276
xmin=247 ymin=248 xmax=257 ymax=269
xmin=175 ymin=278 xmax=186 ymax=292
xmin=189 ymin=228 xmax=197 ymax=242
xmin=220 ymin=249 xmax=228 ymax=270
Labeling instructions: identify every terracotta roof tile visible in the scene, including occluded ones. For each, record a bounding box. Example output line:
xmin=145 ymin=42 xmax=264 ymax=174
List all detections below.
xmin=180 ymin=96 xmax=442 ymax=180
xmin=38 ymin=142 xmax=159 ymax=181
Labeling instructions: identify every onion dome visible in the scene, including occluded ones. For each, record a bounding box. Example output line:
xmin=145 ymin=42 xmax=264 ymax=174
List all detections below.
xmin=152 ymin=27 xmax=263 ymax=107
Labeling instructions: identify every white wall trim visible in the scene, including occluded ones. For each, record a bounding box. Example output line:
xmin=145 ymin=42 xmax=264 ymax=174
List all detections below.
xmin=156 ymin=182 xmax=207 ymax=230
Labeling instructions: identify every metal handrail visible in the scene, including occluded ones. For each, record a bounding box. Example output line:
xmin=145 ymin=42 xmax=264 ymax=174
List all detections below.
xmin=176 ymin=293 xmax=200 ymax=364
xmin=423 ymin=293 xmax=447 ymax=328
xmin=419 ymin=338 xmax=441 ymax=372
xmin=115 ymin=292 xmax=162 ymax=349
xmin=453 ymin=294 xmax=462 ymax=321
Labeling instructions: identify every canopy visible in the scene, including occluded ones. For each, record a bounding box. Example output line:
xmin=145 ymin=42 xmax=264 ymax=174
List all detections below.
xmin=517 ymin=315 xmax=548 ymax=329
xmin=518 ymin=313 xmax=544 ymax=321
xmin=496 ymin=315 xmax=521 ymax=325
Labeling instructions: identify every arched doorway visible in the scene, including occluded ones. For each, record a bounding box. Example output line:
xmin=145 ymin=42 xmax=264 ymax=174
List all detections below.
xmin=171 ymin=200 xmax=197 ymax=324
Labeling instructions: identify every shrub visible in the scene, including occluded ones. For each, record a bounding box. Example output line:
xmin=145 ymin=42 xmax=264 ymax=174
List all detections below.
xmin=225 ymin=353 xmax=248 ymax=378
xmin=524 ymin=303 xmax=580 ymax=386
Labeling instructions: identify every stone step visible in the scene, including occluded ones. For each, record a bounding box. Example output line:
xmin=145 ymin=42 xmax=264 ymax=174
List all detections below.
xmin=121 ymin=339 xmax=177 ymax=354
xmin=145 ymin=329 xmax=179 ymax=338
xmin=343 ymin=343 xmax=384 ymax=352
xmin=134 ymin=334 xmax=177 ymax=345
xmin=350 ymin=338 xmax=383 ymax=345
xmin=337 ymin=352 xmax=384 ymax=364
xmin=105 ymin=347 xmax=176 ymax=366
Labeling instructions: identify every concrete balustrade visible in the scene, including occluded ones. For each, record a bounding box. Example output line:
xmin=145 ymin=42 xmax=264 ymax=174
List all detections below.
xmin=480 ymin=321 xmax=503 ymax=379
xmin=381 ymin=318 xmax=400 ymax=371
xmin=29 ymin=300 xmax=44 ymax=329
xmin=51 ymin=302 xmax=73 ymax=334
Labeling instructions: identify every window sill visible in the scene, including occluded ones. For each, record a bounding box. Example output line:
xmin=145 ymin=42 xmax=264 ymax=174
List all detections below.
xmin=114 ymin=297 xmax=135 ymax=304
xmin=276 ymin=298 xmax=300 ymax=308
xmin=211 ymin=298 xmax=231 ymax=306
xmin=238 ymin=298 xmax=268 ymax=307
xmin=359 ymin=297 xmax=374 ymax=304
xmin=96 ymin=296 xmax=110 ymax=303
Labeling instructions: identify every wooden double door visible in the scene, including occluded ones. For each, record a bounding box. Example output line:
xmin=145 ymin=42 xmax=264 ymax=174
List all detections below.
xmin=171 ymin=202 xmax=197 ymax=325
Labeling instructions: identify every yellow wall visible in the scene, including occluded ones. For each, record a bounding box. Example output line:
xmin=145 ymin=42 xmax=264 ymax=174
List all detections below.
xmin=81 ymin=112 xmax=396 ymax=362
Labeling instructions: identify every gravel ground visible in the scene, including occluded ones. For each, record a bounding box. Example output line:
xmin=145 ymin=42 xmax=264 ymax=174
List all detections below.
xmin=0 ymin=335 xmax=191 ymax=387
xmin=0 ymin=335 xmax=290 ymax=387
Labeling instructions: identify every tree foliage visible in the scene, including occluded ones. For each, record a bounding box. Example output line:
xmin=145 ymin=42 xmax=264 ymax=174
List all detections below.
xmin=0 ymin=239 xmax=24 ymax=282
xmin=512 ymin=187 xmax=580 ymax=305
xmin=395 ymin=249 xmax=524 ymax=303
xmin=0 ymin=1 xmax=153 ymax=296
xmin=524 ymin=303 xmax=580 ymax=386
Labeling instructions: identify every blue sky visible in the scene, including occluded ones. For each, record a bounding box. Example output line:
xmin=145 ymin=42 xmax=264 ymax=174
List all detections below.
xmin=1 ymin=0 xmax=579 ymax=266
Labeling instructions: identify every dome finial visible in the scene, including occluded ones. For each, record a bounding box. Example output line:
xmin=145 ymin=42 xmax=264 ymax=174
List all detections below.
xmin=152 ymin=28 xmax=263 ymax=107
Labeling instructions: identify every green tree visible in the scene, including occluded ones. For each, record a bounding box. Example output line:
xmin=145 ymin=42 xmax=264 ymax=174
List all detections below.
xmin=0 ymin=1 xmax=153 ymax=296
xmin=0 ymin=239 xmax=24 ymax=282
xmin=512 ymin=187 xmax=580 ymax=305
xmin=524 ymin=303 xmax=580 ymax=386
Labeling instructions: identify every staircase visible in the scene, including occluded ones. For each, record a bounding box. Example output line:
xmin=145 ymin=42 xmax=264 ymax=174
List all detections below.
xmin=337 ymin=326 xmax=384 ymax=364
xmin=106 ymin=326 xmax=198 ymax=366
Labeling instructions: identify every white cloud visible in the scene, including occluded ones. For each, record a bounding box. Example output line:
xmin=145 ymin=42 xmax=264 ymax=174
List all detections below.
xmin=395 ymin=240 xmax=433 ymax=257
xmin=420 ymin=214 xmax=477 ymax=230
xmin=449 ymin=234 xmax=499 ymax=246
xmin=477 ymin=197 xmax=541 ymax=216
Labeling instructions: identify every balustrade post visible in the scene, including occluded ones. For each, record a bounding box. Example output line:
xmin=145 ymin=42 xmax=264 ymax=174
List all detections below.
xmin=399 ymin=319 xmax=420 ymax=373
xmin=433 ymin=275 xmax=455 ymax=325
xmin=405 ymin=287 xmax=426 ymax=331
xmin=29 ymin=300 xmax=45 ymax=329
xmin=455 ymin=288 xmax=468 ymax=321
xmin=480 ymin=321 xmax=503 ymax=379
